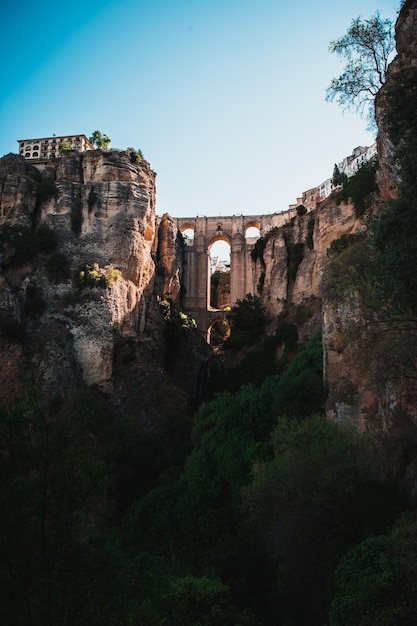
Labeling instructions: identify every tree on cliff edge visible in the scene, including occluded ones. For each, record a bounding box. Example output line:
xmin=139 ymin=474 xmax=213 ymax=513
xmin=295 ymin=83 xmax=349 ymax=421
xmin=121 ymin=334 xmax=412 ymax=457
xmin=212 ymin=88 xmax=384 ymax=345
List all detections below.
xmin=89 ymin=130 xmax=111 ymax=150
xmin=326 ymin=12 xmax=395 ymax=126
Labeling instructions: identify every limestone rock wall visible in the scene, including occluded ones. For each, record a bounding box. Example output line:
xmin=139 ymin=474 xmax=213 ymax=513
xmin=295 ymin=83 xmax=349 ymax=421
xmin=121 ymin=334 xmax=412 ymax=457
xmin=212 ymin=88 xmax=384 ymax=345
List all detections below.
xmin=323 ymin=0 xmax=417 ymax=437
xmin=0 ymin=154 xmax=38 ymax=225
xmin=375 ymin=0 xmax=417 ymax=200
xmin=157 ymin=212 xmax=182 ymax=303
xmin=258 ymin=196 xmax=362 ymax=339
xmin=0 ymin=150 xmax=159 ymax=401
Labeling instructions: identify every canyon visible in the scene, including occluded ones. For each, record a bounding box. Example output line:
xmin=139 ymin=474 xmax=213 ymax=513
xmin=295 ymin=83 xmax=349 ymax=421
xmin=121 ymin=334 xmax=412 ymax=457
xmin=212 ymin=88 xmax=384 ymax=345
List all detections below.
xmin=0 ymin=0 xmax=416 ymax=488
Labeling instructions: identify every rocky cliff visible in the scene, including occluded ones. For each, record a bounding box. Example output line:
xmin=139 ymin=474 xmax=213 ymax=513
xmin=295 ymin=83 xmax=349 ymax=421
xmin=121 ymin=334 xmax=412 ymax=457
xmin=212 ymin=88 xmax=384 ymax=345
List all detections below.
xmin=254 ymin=0 xmax=417 ymax=442
xmin=0 ymin=149 xmax=208 ymax=461
xmin=1 ymin=0 xmax=416 ymax=498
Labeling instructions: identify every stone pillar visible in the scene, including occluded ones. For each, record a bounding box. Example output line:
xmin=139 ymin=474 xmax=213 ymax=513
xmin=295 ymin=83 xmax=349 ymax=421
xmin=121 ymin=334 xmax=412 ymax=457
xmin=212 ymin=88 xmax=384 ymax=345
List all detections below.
xmin=230 ymin=233 xmax=246 ymax=305
xmin=243 ymin=246 xmax=257 ymax=297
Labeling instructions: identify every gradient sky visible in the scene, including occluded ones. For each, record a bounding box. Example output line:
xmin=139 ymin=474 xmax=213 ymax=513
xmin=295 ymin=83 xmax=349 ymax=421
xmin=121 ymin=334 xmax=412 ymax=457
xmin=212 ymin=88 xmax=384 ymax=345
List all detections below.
xmin=1 ymin=0 xmax=399 ymax=218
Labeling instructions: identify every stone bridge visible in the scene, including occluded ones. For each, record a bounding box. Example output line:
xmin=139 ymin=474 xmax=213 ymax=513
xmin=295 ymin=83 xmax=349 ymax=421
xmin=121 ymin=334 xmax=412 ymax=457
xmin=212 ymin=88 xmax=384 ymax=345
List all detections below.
xmin=174 ymin=209 xmax=297 ymax=339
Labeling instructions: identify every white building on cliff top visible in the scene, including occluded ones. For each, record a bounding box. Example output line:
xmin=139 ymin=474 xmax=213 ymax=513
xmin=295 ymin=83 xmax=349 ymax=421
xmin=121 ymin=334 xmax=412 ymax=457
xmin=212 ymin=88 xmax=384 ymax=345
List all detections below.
xmin=17 ymin=134 xmax=93 ymax=161
xmin=290 ymin=142 xmax=377 ymax=211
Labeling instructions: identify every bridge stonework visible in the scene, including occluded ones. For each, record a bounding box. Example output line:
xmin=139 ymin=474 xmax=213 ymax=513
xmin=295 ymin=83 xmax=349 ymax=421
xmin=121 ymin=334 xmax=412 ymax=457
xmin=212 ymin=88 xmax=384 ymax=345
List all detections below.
xmin=174 ymin=210 xmax=297 ymax=337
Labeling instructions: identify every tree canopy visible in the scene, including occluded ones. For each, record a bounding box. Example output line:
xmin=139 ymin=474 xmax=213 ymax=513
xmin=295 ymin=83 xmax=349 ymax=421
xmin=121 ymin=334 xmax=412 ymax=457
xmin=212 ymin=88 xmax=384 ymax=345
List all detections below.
xmin=326 ymin=12 xmax=395 ymax=123
xmin=89 ymin=130 xmax=111 ymax=150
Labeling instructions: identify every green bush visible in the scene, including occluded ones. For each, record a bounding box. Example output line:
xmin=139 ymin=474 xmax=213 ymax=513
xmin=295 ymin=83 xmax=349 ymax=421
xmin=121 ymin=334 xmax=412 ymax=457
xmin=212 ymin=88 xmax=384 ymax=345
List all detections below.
xmin=159 ymin=298 xmax=197 ymax=335
xmin=0 ymin=223 xmax=58 ymax=263
xmin=74 ymin=263 xmax=121 ymax=289
xmin=296 ymin=204 xmax=307 ymax=216
xmin=104 ymin=264 xmax=122 ymax=287
xmin=128 ymin=148 xmax=144 ymax=163
xmin=275 ymin=321 xmax=298 ymax=350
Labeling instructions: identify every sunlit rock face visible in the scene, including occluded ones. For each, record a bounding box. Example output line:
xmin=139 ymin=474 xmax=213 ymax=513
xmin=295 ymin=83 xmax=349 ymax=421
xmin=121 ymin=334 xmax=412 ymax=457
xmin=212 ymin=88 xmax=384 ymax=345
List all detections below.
xmin=0 ymin=150 xmax=158 ymax=396
xmin=0 ymin=147 xmax=209 ymax=441
xmin=157 ymin=212 xmax=182 ymax=304
xmin=258 ymin=196 xmax=360 ymax=339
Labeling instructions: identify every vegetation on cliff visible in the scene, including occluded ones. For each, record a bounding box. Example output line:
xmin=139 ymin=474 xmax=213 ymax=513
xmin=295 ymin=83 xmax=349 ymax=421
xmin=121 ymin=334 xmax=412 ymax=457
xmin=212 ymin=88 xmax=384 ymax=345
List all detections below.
xmin=371 ymin=65 xmax=417 ymax=313
xmin=326 ymin=11 xmax=395 ymax=126
xmin=2 ymin=6 xmax=417 ymax=626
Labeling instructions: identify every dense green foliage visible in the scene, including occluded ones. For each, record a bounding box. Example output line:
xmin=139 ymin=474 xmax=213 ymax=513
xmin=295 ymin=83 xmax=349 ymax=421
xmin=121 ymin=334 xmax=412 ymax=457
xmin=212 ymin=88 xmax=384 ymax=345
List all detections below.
xmin=245 ymin=415 xmax=401 ymax=624
xmin=327 ymin=231 xmax=366 ymax=257
xmin=329 ymin=512 xmax=417 ymax=625
xmin=337 ymin=157 xmax=378 ymax=217
xmin=225 ymin=293 xmax=266 ymax=348
xmin=123 ymin=333 xmax=326 ymax=623
xmin=0 ymin=388 xmax=117 ymax=625
xmin=3 ymin=43 xmax=417 ymax=625
xmin=1 ymin=325 xmax=413 ymax=625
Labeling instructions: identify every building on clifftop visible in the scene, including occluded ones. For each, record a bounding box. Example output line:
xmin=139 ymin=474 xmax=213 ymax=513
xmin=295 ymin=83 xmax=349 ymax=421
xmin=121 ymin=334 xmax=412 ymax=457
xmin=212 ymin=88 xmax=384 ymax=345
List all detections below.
xmin=17 ymin=134 xmax=94 ymax=161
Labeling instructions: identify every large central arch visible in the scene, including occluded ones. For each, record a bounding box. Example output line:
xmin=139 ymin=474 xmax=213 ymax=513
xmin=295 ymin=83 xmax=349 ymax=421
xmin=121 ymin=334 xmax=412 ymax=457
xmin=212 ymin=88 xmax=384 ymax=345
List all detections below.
xmin=174 ymin=210 xmax=297 ymax=337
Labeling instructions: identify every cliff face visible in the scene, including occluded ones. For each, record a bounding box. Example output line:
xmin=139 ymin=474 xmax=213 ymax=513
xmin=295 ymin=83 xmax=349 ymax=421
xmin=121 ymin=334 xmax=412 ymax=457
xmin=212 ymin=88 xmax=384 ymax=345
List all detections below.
xmin=321 ymin=0 xmax=417 ymax=479
xmin=0 ymin=151 xmax=207 ymax=444
xmin=258 ymin=197 xmax=362 ymax=340
xmin=257 ymin=1 xmax=417 ymax=448
xmin=1 ymin=1 xmax=415 ymax=489
xmin=375 ymin=0 xmax=417 ymax=199
xmin=0 ymin=150 xmax=156 ymax=392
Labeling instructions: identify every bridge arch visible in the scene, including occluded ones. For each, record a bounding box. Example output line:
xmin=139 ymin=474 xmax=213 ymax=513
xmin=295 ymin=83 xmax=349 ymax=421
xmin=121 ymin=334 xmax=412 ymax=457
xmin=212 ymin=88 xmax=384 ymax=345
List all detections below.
xmin=244 ymin=219 xmax=261 ymax=232
xmin=179 ymin=222 xmax=195 ymax=233
xmin=245 ymin=221 xmax=261 ymax=240
xmin=208 ymin=233 xmax=232 ymax=247
xmin=207 ymin=316 xmax=231 ymax=346
xmin=174 ymin=211 xmax=296 ymax=340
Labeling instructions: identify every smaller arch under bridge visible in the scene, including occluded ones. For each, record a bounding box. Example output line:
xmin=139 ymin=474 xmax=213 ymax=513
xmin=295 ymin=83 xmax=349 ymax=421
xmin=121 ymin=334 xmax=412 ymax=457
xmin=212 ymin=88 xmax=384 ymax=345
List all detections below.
xmin=174 ymin=211 xmax=296 ymax=338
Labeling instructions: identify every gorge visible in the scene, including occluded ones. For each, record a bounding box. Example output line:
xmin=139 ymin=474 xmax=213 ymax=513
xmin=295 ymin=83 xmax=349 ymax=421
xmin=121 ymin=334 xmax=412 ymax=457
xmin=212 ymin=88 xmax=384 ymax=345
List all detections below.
xmin=1 ymin=1 xmax=417 ymax=624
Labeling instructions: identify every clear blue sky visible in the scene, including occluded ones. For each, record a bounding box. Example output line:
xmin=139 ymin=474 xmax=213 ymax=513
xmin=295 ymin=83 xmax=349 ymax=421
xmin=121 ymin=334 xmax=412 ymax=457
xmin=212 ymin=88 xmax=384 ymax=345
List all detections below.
xmin=1 ymin=0 xmax=399 ymax=218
